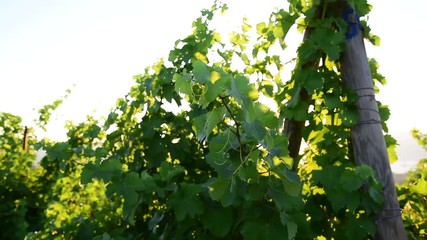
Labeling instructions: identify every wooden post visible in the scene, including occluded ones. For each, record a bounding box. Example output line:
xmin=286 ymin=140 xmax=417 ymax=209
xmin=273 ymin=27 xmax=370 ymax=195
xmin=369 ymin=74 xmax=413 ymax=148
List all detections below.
xmin=339 ymin=6 xmax=407 ymax=240
xmin=23 ymin=126 xmax=29 ymax=151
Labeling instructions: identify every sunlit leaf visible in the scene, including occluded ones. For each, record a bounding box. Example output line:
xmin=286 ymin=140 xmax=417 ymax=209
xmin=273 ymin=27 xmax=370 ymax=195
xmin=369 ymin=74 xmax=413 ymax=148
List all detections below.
xmin=413 ymin=176 xmax=427 ymax=195
xmin=192 ymin=60 xmax=210 ymax=84
xmin=174 ymin=73 xmax=192 ymax=95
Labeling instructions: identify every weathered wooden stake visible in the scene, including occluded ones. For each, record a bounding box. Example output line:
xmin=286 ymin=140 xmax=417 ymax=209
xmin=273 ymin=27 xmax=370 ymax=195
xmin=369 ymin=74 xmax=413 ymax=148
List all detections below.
xmin=339 ymin=7 xmax=407 ymax=240
xmin=23 ymin=126 xmax=29 ymax=151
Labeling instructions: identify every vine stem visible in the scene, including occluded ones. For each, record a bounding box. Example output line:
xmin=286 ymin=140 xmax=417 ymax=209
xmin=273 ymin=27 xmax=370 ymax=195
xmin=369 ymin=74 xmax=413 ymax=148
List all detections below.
xmin=219 ymin=96 xmax=244 ymax=161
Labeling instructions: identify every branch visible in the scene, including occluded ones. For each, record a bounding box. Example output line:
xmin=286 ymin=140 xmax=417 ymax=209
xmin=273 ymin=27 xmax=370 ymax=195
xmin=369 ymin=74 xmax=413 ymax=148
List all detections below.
xmin=220 ymin=97 xmax=242 ymax=145
xmin=219 ymin=97 xmax=244 ymax=161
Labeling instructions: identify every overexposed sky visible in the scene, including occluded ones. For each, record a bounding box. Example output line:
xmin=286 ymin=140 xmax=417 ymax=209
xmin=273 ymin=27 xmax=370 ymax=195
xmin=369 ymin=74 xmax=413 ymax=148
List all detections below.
xmin=1 ymin=0 xmax=426 ymax=172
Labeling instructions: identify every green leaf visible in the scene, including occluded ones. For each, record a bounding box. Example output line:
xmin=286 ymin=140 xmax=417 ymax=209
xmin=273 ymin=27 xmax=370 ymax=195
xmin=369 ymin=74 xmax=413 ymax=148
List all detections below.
xmin=282 ymin=170 xmax=302 ymax=197
xmin=264 ymin=131 xmax=288 ymax=157
xmin=209 ymin=132 xmax=229 ymax=153
xmin=174 ymin=73 xmax=192 ymax=95
xmin=284 ymin=98 xmax=310 ymax=121
xmin=208 ymin=178 xmax=230 ymax=201
xmin=327 ymin=190 xmax=346 ymax=212
xmin=413 ymin=176 xmax=427 ymax=195
xmin=192 ymin=60 xmax=210 ymax=84
xmin=287 ymin=221 xmax=298 ymax=240
xmin=230 ymin=76 xmax=259 ymax=103
xmin=123 ymin=172 xmax=145 ymax=191
xmin=378 ymin=103 xmax=390 ymax=123
xmin=122 ymin=188 xmax=139 ymax=225
xmin=368 ymin=34 xmax=380 ymax=46
xmin=105 ymin=172 xmax=154 ymax=225
xmin=193 ymin=106 xmax=226 ymax=141
xmin=100 ymin=233 xmax=111 ymax=240
xmin=242 ymin=18 xmax=252 ymax=33
xmin=368 ymin=185 xmax=383 ymax=205
xmin=355 ymin=164 xmax=375 ymax=181
xmin=268 ymin=187 xmax=302 ymax=211
xmin=273 ymin=25 xmax=284 ymax=39
xmin=324 ymin=92 xmax=342 ymax=110
xmin=158 ymin=161 xmax=185 ymax=182
xmin=299 ymin=40 xmax=321 ymax=63
xmin=206 ymin=151 xmax=235 ymax=179
xmin=261 ymin=80 xmax=274 ymax=96
xmin=311 ymin=27 xmax=345 ymax=61
xmin=200 ymin=207 xmax=233 ymax=237
xmin=286 ymin=87 xmax=301 ymax=108
xmin=245 ymin=102 xmax=278 ymax=129
xmin=139 ymin=171 xmax=158 ymax=193
xmin=344 ymin=215 xmax=376 ymax=240
xmin=312 ymin=165 xmax=342 ymax=188
xmin=209 ymin=177 xmax=241 ymax=207
xmin=246 ymin=183 xmax=265 ymax=201
xmin=353 ymin=0 xmax=372 ymax=16
xmin=307 ymin=127 xmax=328 ymax=145
xmin=243 ymin=121 xmax=266 ymax=141
xmin=81 ymin=157 xmax=122 ymax=184
xmin=385 ymin=135 xmax=398 ymax=163
xmin=340 ymin=106 xmax=359 ymax=127
xmin=239 ymin=160 xmax=259 ymax=182
xmin=297 ymin=68 xmax=323 ymax=95
xmin=241 ymin=217 xmax=285 ymax=240
xmin=269 ymin=161 xmax=301 ymax=196
xmin=45 ymin=142 xmax=71 ymax=161
xmin=256 ymin=22 xmax=267 ymax=35
xmin=168 ymin=183 xmax=204 ymax=221
xmin=86 ymin=124 xmax=101 ymax=138
xmin=278 ymin=10 xmax=298 ymax=38
xmin=339 ymin=169 xmax=364 ymax=192
xmin=200 ymin=82 xmax=223 ymax=108
xmin=379 ymin=104 xmax=391 ymax=131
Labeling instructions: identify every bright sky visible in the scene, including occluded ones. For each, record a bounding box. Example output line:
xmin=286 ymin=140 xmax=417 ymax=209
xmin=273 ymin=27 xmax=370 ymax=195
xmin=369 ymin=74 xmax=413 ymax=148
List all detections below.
xmin=1 ymin=0 xmax=426 ymax=173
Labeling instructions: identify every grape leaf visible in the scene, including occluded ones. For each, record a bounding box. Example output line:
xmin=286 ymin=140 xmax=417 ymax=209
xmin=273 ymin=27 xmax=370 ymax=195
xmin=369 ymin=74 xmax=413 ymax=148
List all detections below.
xmin=158 ymin=161 xmax=185 ymax=182
xmin=230 ymin=75 xmax=259 ymax=103
xmin=105 ymin=172 xmax=153 ymax=225
xmin=339 ymin=169 xmax=364 ymax=192
xmin=201 ymin=82 xmax=222 ymax=108
xmin=241 ymin=217 xmax=285 ymax=240
xmin=208 ymin=178 xmax=230 ymax=201
xmin=200 ymin=207 xmax=233 ymax=237
xmin=413 ymin=176 xmax=427 ymax=195
xmin=311 ymin=27 xmax=345 ymax=61
xmin=206 ymin=151 xmax=235 ymax=179
xmin=193 ymin=106 xmax=226 ymax=141
xmin=239 ymin=160 xmax=259 ymax=182
xmin=385 ymin=134 xmax=398 ymax=163
xmin=245 ymin=102 xmax=278 ymax=128
xmin=192 ymin=60 xmax=210 ymax=84
xmin=174 ymin=72 xmax=192 ymax=95
xmin=81 ymin=157 xmax=122 ymax=184
xmin=168 ymin=183 xmax=204 ymax=221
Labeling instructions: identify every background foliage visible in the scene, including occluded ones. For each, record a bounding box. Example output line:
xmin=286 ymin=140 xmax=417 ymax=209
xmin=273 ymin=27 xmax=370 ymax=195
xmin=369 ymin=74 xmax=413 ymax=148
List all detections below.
xmin=397 ymin=129 xmax=427 ymax=239
xmin=1 ymin=1 xmax=425 ymax=239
